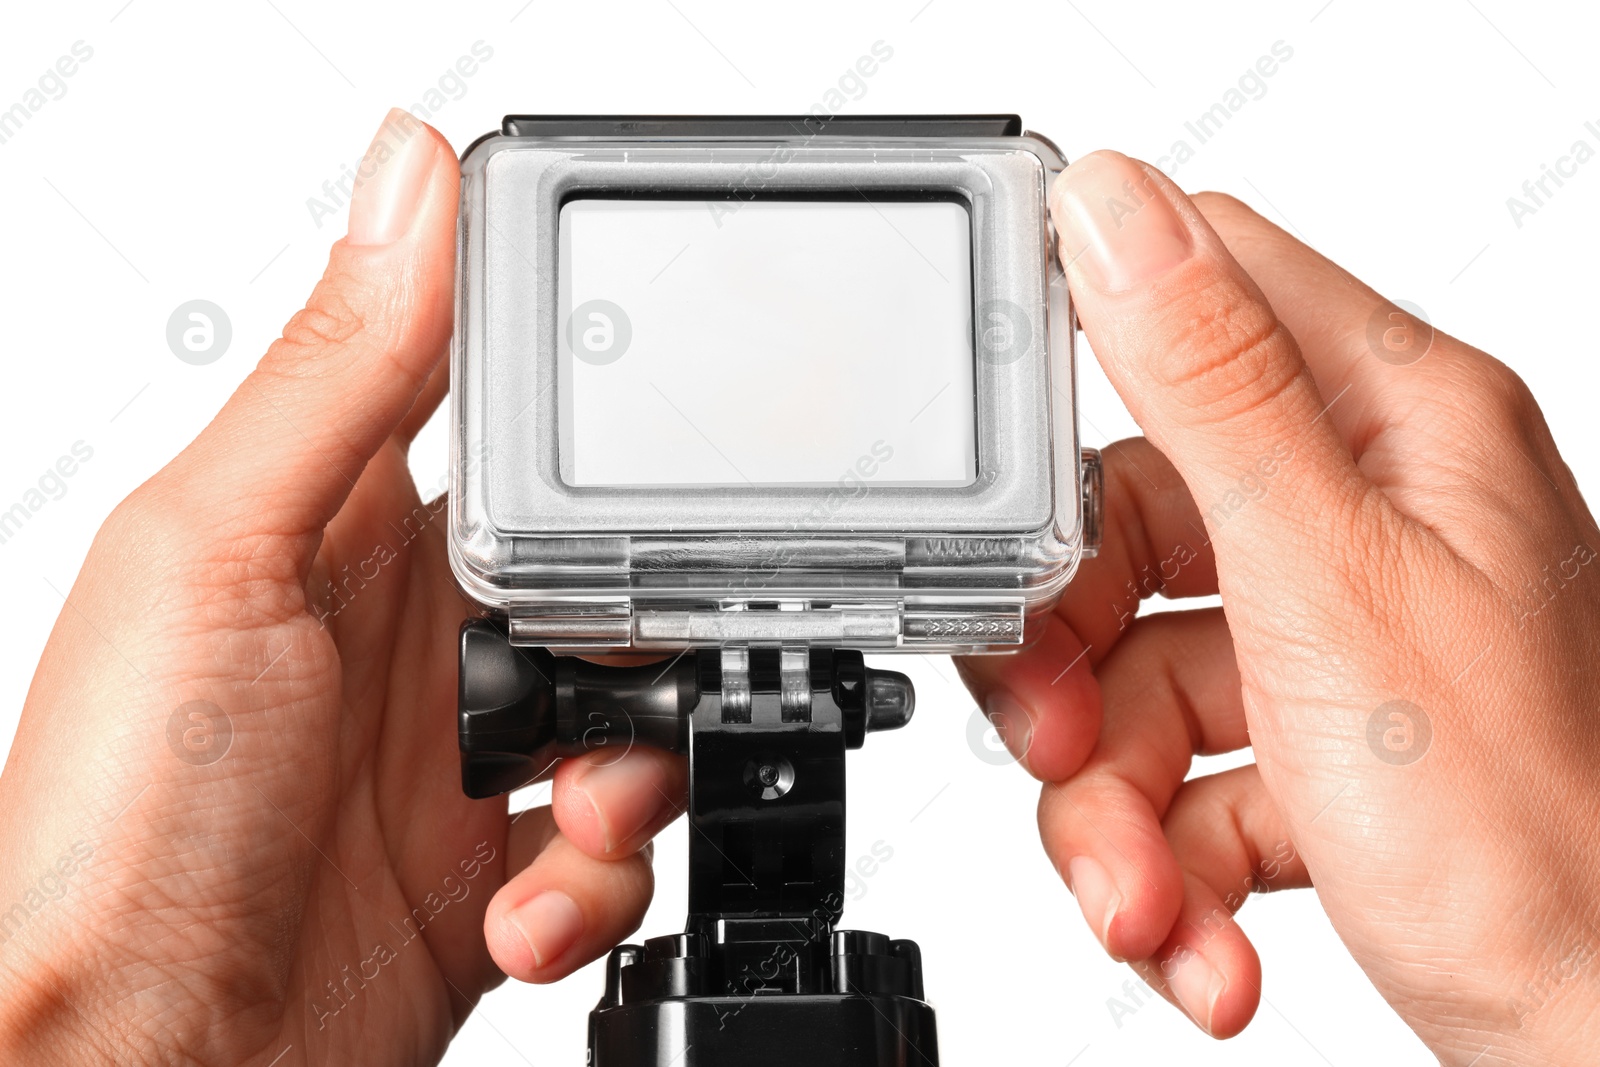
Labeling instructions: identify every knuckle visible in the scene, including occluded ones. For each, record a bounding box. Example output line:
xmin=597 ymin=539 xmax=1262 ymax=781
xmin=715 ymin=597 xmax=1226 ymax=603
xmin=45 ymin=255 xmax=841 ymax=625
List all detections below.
xmin=99 ymin=479 xmax=179 ymax=553
xmin=1461 ymin=355 xmax=1538 ymax=427
xmin=97 ymin=479 xmax=307 ymax=622
xmin=187 ymin=537 xmax=312 ymax=631
xmin=1151 ymin=273 xmax=1302 ymax=426
xmin=88 ymin=480 xmax=192 ymax=593
xmin=275 ymin=277 xmax=375 ymax=357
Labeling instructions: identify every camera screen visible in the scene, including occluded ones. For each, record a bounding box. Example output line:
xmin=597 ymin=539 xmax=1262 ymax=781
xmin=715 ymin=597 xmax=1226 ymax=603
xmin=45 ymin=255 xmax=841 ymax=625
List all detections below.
xmin=556 ymin=197 xmax=977 ymax=489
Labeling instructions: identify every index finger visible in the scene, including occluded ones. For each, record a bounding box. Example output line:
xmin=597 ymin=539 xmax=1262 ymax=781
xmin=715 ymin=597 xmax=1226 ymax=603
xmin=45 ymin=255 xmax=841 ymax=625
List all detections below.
xmin=955 ymin=437 xmax=1216 ymax=780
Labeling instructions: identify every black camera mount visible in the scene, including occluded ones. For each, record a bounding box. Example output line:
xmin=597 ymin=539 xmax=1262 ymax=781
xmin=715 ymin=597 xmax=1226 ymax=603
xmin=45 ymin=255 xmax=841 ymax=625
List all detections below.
xmin=457 ymin=620 xmax=939 ymax=1066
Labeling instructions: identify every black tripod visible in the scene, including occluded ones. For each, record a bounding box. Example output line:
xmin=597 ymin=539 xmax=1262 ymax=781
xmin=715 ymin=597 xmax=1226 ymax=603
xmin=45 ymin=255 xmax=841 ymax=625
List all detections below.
xmin=457 ymin=621 xmax=939 ymax=1066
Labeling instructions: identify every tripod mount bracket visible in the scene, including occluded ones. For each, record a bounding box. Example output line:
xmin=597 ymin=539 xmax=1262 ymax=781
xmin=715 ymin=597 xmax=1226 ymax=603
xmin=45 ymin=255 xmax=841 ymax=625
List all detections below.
xmin=458 ymin=621 xmax=938 ymax=1066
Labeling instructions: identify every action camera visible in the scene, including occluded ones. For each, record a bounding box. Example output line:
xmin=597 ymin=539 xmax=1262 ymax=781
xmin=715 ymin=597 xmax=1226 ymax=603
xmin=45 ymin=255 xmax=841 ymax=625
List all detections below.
xmin=449 ymin=115 xmax=1101 ymax=1066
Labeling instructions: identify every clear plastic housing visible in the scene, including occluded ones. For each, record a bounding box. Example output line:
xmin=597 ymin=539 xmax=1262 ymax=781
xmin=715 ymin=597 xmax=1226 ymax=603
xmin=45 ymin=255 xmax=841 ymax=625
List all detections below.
xmin=450 ymin=118 xmax=1087 ymax=652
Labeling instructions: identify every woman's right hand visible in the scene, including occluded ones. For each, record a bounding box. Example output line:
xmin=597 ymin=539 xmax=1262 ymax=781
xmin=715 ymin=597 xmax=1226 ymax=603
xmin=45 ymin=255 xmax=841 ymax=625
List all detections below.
xmin=957 ymin=150 xmax=1600 ymax=1063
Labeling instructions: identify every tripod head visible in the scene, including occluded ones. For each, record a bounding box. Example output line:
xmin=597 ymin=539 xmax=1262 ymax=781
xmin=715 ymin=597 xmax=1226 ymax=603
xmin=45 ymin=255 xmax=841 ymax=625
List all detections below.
xmin=460 ymin=627 xmax=931 ymax=1063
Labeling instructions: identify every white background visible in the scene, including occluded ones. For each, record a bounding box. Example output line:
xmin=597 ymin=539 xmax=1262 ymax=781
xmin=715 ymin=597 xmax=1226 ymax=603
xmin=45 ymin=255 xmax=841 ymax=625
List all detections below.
xmin=2 ymin=1 xmax=1597 ymax=1064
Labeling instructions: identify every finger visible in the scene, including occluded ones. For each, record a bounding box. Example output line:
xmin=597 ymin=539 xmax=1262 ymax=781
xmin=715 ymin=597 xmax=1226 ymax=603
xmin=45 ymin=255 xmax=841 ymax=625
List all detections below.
xmin=956 ymin=438 xmax=1217 ymax=777
xmin=155 ymin=109 xmax=458 ymax=553
xmin=395 ymin=349 xmax=451 ymax=448
xmin=1162 ymin=765 xmax=1310 ymax=900
xmin=1037 ymin=608 xmax=1246 ymax=961
xmin=1061 ymin=438 xmax=1219 ymax=652
xmin=308 ymin=437 xmax=433 ymax=640
xmin=954 ymin=615 xmax=1098 ymax=780
xmin=961 ymin=438 xmax=1215 ymax=671
xmin=1051 ymin=151 xmax=1377 ymax=574
xmin=487 ymin=818 xmax=655 ymax=983
xmin=1132 ymin=765 xmax=1310 ymax=1037
xmin=553 ymin=745 xmax=688 ymax=859
xmin=1131 ymin=871 xmax=1262 ymax=1038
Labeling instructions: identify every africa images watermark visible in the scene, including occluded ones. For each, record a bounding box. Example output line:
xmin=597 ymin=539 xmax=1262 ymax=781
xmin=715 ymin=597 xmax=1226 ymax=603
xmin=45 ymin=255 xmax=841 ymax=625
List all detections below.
xmin=304 ymin=40 xmax=495 ymax=229
xmin=705 ymin=840 xmax=894 ymax=1039
xmin=1505 ymin=118 xmax=1600 ymax=230
xmin=1367 ymin=699 xmax=1431 ymax=766
xmin=166 ymin=299 xmax=233 ymax=366
xmin=309 ymin=448 xmax=473 ymax=628
xmin=705 ymin=40 xmax=896 ymax=228
xmin=842 ymin=839 xmax=894 ymax=903
xmin=166 ymin=700 xmax=233 ymax=766
xmin=1109 ymin=839 xmax=1299 ymax=1029
xmin=1150 ymin=40 xmax=1295 ymax=176
xmin=0 ymin=440 xmax=95 ymax=549
xmin=1515 ymin=541 xmax=1595 ymax=630
xmin=0 ymin=40 xmax=94 ymax=149
xmin=0 ymin=840 xmax=96 ymax=952
xmin=311 ymin=498 xmax=442 ymax=628
xmin=740 ymin=439 xmax=899 ymax=588
xmin=311 ymin=839 xmax=497 ymax=1029
xmin=1108 ymin=532 xmax=1203 ymax=634
xmin=1102 ymin=439 xmax=1296 ymax=633
xmin=1508 ymin=936 xmax=1594 ymax=1025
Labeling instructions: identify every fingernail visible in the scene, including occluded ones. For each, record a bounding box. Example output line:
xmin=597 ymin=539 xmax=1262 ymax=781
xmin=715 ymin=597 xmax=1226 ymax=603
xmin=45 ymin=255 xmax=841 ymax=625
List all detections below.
xmin=348 ymin=108 xmax=437 ymax=246
xmin=1167 ymin=949 xmax=1227 ymax=1034
xmin=1051 ymin=151 xmax=1194 ymax=293
xmin=507 ymin=890 xmax=584 ymax=970
xmin=579 ymin=755 xmax=664 ymax=853
xmin=984 ymin=692 xmax=1035 ymax=769
xmin=1067 ymin=855 xmax=1122 ymax=948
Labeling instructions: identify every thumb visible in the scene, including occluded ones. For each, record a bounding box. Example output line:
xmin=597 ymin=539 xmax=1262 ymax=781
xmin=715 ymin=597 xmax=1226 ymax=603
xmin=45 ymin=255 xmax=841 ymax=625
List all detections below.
xmin=158 ymin=109 xmax=457 ymax=553
xmin=1051 ymin=151 xmax=1374 ymax=572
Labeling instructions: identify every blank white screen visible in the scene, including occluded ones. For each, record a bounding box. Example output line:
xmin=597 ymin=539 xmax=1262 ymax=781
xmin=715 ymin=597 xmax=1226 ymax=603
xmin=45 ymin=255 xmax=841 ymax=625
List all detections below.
xmin=557 ymin=198 xmax=976 ymax=488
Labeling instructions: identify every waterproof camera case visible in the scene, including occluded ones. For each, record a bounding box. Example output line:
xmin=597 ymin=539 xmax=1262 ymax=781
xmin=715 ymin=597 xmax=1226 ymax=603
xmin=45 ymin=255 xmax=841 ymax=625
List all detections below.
xmin=450 ymin=114 xmax=1100 ymax=654
xmin=450 ymin=115 xmax=1101 ymax=1067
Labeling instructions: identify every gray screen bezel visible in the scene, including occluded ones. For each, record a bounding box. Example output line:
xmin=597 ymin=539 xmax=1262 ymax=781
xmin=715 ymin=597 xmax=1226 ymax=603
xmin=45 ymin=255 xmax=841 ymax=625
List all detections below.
xmin=470 ymin=141 xmax=1058 ymax=536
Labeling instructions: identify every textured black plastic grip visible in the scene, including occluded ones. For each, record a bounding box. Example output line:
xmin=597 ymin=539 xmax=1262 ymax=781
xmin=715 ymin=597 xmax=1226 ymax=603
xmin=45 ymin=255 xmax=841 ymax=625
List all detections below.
xmin=457 ymin=620 xmax=696 ymax=798
xmin=456 ymin=622 xmax=559 ymax=798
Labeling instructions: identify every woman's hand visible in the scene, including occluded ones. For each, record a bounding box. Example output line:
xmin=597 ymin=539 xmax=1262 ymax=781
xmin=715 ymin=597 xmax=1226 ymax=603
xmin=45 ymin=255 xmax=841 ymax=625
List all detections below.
xmin=957 ymin=150 xmax=1600 ymax=1063
xmin=0 ymin=111 xmax=685 ymax=1066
